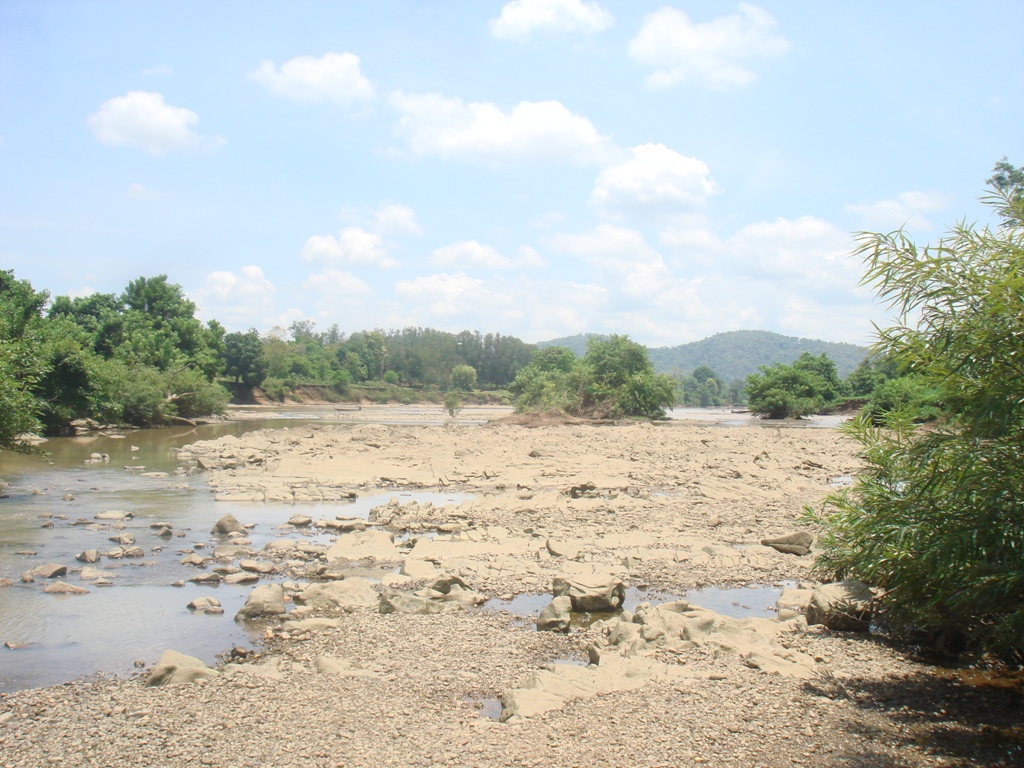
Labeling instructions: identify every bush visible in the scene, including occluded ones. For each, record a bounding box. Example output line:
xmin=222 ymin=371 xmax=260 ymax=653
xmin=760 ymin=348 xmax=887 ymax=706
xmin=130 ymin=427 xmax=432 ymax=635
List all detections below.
xmin=807 ymin=179 xmax=1024 ymax=658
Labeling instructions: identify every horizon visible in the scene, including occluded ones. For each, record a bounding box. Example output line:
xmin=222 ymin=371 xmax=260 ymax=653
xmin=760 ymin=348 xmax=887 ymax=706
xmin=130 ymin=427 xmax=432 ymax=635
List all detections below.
xmin=2 ymin=1 xmax=1021 ymax=347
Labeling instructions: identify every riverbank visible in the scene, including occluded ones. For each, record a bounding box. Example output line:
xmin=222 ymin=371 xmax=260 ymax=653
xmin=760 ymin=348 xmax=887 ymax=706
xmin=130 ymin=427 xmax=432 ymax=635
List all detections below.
xmin=1 ymin=416 xmax=1020 ymax=767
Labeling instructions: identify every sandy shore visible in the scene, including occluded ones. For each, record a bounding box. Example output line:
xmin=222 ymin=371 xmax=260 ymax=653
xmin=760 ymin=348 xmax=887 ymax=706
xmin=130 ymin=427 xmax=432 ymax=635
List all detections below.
xmin=1 ymin=415 xmax=1020 ymax=767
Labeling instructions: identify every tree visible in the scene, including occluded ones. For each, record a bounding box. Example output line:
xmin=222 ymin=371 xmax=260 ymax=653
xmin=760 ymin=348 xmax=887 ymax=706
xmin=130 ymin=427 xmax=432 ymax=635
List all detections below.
xmin=223 ymin=329 xmax=267 ymax=387
xmin=807 ymin=179 xmax=1024 ymax=658
xmin=450 ymin=364 xmax=477 ymax=391
xmin=0 ymin=271 xmax=48 ymax=450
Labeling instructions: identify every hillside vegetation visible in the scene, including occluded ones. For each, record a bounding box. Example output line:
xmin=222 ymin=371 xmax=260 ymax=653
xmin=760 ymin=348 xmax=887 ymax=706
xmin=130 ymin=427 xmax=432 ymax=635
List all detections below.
xmin=539 ymin=330 xmax=867 ymax=381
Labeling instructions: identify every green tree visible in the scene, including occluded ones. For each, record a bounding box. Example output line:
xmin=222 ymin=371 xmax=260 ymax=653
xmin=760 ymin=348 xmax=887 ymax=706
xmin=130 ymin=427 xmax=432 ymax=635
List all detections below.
xmin=807 ymin=180 xmax=1024 ymax=657
xmin=0 ymin=271 xmax=48 ymax=449
xmin=450 ymin=364 xmax=477 ymax=391
xmin=223 ymin=329 xmax=267 ymax=387
xmin=745 ymin=363 xmax=825 ymax=418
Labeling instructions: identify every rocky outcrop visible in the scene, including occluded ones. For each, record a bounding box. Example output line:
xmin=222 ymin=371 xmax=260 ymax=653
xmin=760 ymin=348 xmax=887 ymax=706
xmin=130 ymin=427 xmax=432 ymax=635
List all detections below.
xmin=146 ymin=650 xmax=217 ymax=686
xmin=760 ymin=532 xmax=814 ymax=556
xmin=806 ymin=580 xmax=874 ymax=631
xmin=235 ymin=583 xmax=286 ymax=620
xmin=293 ymin=578 xmax=378 ymax=612
xmin=536 ymin=596 xmax=573 ymax=632
xmin=552 ymin=574 xmax=625 ymax=613
xmin=326 ymin=530 xmax=400 ymax=562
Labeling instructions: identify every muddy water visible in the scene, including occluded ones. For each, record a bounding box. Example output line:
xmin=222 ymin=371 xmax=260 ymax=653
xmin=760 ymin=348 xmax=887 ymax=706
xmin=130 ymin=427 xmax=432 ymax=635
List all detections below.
xmin=0 ymin=417 xmax=468 ymax=692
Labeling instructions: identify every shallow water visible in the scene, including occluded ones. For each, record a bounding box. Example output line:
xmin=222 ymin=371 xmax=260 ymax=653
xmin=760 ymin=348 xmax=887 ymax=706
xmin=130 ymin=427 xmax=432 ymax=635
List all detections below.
xmin=0 ymin=418 xmax=470 ymax=692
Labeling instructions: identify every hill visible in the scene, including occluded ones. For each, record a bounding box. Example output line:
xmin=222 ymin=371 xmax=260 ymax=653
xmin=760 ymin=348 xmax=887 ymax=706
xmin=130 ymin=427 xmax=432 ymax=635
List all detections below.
xmin=538 ymin=330 xmax=867 ymax=382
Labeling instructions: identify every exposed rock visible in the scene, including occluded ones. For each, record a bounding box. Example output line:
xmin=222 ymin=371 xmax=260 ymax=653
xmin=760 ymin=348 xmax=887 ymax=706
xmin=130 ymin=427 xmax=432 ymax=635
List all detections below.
xmin=0 ymin=578 xmax=11 ymax=588
xmin=294 ymin=578 xmax=378 ymax=612
xmin=263 ymin=538 xmax=297 ymax=553
xmin=235 ymin=583 xmax=286 ymax=620
xmin=80 ymin=567 xmax=114 ymax=581
xmin=399 ymin=559 xmax=438 ymax=579
xmin=188 ymin=572 xmax=222 ymax=585
xmin=379 ymin=590 xmax=449 ymax=615
xmin=537 ymin=596 xmax=573 ymax=632
xmin=95 ymin=510 xmax=132 ymax=521
xmin=187 ymin=596 xmax=223 ymax=614
xmin=109 ymin=533 xmax=136 ymax=546
xmin=180 ymin=552 xmax=207 ymax=566
xmin=122 ymin=546 xmax=145 ymax=558
xmin=43 ymin=581 xmax=89 ymax=595
xmin=32 ymin=563 xmax=68 ymax=579
xmin=761 ymin=531 xmax=815 ymax=556
xmin=326 ymin=530 xmax=400 ymax=562
xmin=776 ymin=588 xmax=814 ymax=614
xmin=239 ymin=559 xmax=276 ymax=574
xmin=146 ymin=650 xmax=218 ymax=686
xmin=213 ymin=544 xmax=255 ymax=559
xmin=211 ymin=513 xmax=247 ymax=536
xmin=223 ymin=572 xmax=260 ymax=585
xmin=76 ymin=549 xmax=101 ymax=563
xmin=806 ymin=580 xmax=874 ymax=631
xmin=552 ymin=573 xmax=625 ymax=613
xmin=545 ymin=538 xmax=581 ymax=560
xmin=287 ymin=514 xmax=313 ymax=527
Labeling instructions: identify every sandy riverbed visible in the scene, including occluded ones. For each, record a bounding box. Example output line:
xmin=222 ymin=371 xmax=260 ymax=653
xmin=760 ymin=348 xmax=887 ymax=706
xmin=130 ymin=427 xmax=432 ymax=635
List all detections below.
xmin=0 ymin=414 xmax=1019 ymax=767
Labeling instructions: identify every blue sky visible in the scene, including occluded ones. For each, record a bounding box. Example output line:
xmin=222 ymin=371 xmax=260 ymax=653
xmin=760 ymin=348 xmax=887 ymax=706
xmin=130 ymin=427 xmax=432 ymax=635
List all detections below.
xmin=2 ymin=1 xmax=1021 ymax=346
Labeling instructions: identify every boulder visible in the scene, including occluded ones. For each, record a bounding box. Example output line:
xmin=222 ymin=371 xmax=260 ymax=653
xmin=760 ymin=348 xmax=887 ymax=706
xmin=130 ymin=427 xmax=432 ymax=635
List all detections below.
xmin=33 ymin=563 xmax=68 ymax=579
xmin=224 ymin=572 xmax=260 ymax=585
xmin=287 ymin=514 xmax=313 ymax=527
xmin=187 ymin=596 xmax=223 ymax=613
xmin=760 ymin=532 xmax=815 ymax=557
xmin=400 ymin=559 xmax=438 ymax=579
xmin=552 ymin=574 xmax=625 ymax=613
xmin=378 ymin=590 xmax=447 ymax=615
xmin=95 ymin=510 xmax=132 ymax=521
xmin=806 ymin=580 xmax=874 ymax=631
xmin=326 ymin=530 xmax=400 ymax=562
xmin=80 ymin=566 xmax=114 ymax=581
xmin=239 ymin=559 xmax=276 ymax=575
xmin=537 ymin=596 xmax=573 ymax=632
xmin=109 ymin=533 xmax=136 ymax=546
xmin=43 ymin=581 xmax=89 ymax=595
xmin=188 ymin=572 xmax=222 ymax=585
xmin=76 ymin=550 xmax=101 ymax=564
xmin=294 ymin=578 xmax=378 ymax=612
xmin=146 ymin=650 xmax=217 ymax=686
xmin=235 ymin=583 xmax=286 ymax=621
xmin=211 ymin=514 xmax=247 ymax=536
xmin=545 ymin=538 xmax=581 ymax=560
xmin=180 ymin=552 xmax=207 ymax=566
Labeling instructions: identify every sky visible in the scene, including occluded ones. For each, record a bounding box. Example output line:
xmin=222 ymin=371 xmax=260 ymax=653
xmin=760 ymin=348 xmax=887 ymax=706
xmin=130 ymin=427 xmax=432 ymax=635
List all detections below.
xmin=1 ymin=1 xmax=1022 ymax=348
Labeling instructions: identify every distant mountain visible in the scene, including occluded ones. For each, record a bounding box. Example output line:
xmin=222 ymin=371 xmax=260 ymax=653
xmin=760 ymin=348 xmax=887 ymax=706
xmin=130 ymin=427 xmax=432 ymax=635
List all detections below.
xmin=537 ymin=330 xmax=868 ymax=382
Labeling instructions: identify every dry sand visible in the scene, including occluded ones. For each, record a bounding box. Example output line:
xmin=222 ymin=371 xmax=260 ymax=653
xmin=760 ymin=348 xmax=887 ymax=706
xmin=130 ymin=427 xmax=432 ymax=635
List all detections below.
xmin=1 ymin=413 xmax=1020 ymax=767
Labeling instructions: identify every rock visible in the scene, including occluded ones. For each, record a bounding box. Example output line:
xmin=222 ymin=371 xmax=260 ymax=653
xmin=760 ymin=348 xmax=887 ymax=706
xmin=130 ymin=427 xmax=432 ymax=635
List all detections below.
xmin=326 ymin=530 xmax=400 ymax=562
xmin=545 ymin=538 xmax=581 ymax=560
xmin=109 ymin=533 xmax=136 ymax=546
xmin=223 ymin=572 xmax=259 ymax=585
xmin=442 ymin=584 xmax=487 ymax=606
xmin=43 ymin=581 xmax=89 ymax=595
xmin=180 ymin=553 xmax=207 ymax=566
xmin=187 ymin=596 xmax=223 ymax=613
xmin=95 ymin=510 xmax=132 ymax=521
xmin=806 ymin=580 xmax=874 ymax=631
xmin=188 ymin=572 xmax=222 ymax=585
xmin=122 ymin=546 xmax=145 ymax=558
xmin=400 ymin=559 xmax=438 ymax=579
xmin=287 ymin=514 xmax=313 ymax=527
xmin=212 ymin=544 xmax=255 ymax=559
xmin=211 ymin=514 xmax=247 ymax=536
xmin=80 ymin=566 xmax=114 ymax=581
xmin=146 ymin=650 xmax=218 ymax=686
xmin=32 ymin=563 xmax=68 ymax=579
xmin=239 ymin=559 xmax=276 ymax=575
xmin=776 ymin=588 xmax=814 ymax=614
xmin=76 ymin=549 xmax=101 ymax=563
xmin=427 ymin=575 xmax=471 ymax=594
xmin=379 ymin=590 xmax=447 ymax=615
xmin=263 ymin=539 xmax=297 ymax=553
xmin=761 ymin=532 xmax=815 ymax=557
xmin=537 ymin=596 xmax=573 ymax=632
xmin=552 ymin=574 xmax=625 ymax=613
xmin=294 ymin=578 xmax=378 ymax=612
xmin=235 ymin=583 xmax=286 ymax=620
xmin=0 ymin=578 xmax=11 ymax=588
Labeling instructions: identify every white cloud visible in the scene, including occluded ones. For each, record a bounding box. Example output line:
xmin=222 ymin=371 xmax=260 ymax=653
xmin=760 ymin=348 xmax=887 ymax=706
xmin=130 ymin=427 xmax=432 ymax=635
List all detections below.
xmin=390 ymin=91 xmax=618 ymax=166
xmin=65 ymin=286 xmax=97 ymax=299
xmin=845 ymin=190 xmax=950 ymax=231
xmin=592 ymin=143 xmax=717 ymax=214
xmin=490 ymin=0 xmax=613 ymax=41
xmin=127 ymin=183 xmax=159 ymax=201
xmin=141 ymin=64 xmax=173 ymax=77
xmin=302 ymin=269 xmax=374 ymax=299
xmin=629 ymin=3 xmax=790 ymax=90
xmin=87 ymin=91 xmax=224 ymax=155
xmin=372 ymin=203 xmax=422 ymax=235
xmin=728 ymin=216 xmax=854 ymax=281
xmin=394 ymin=271 xmax=515 ymax=318
xmin=430 ymin=240 xmax=546 ymax=269
xmin=300 ymin=227 xmax=399 ymax=268
xmin=249 ymin=52 xmax=375 ymax=105
xmin=195 ymin=266 xmax=279 ymax=329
